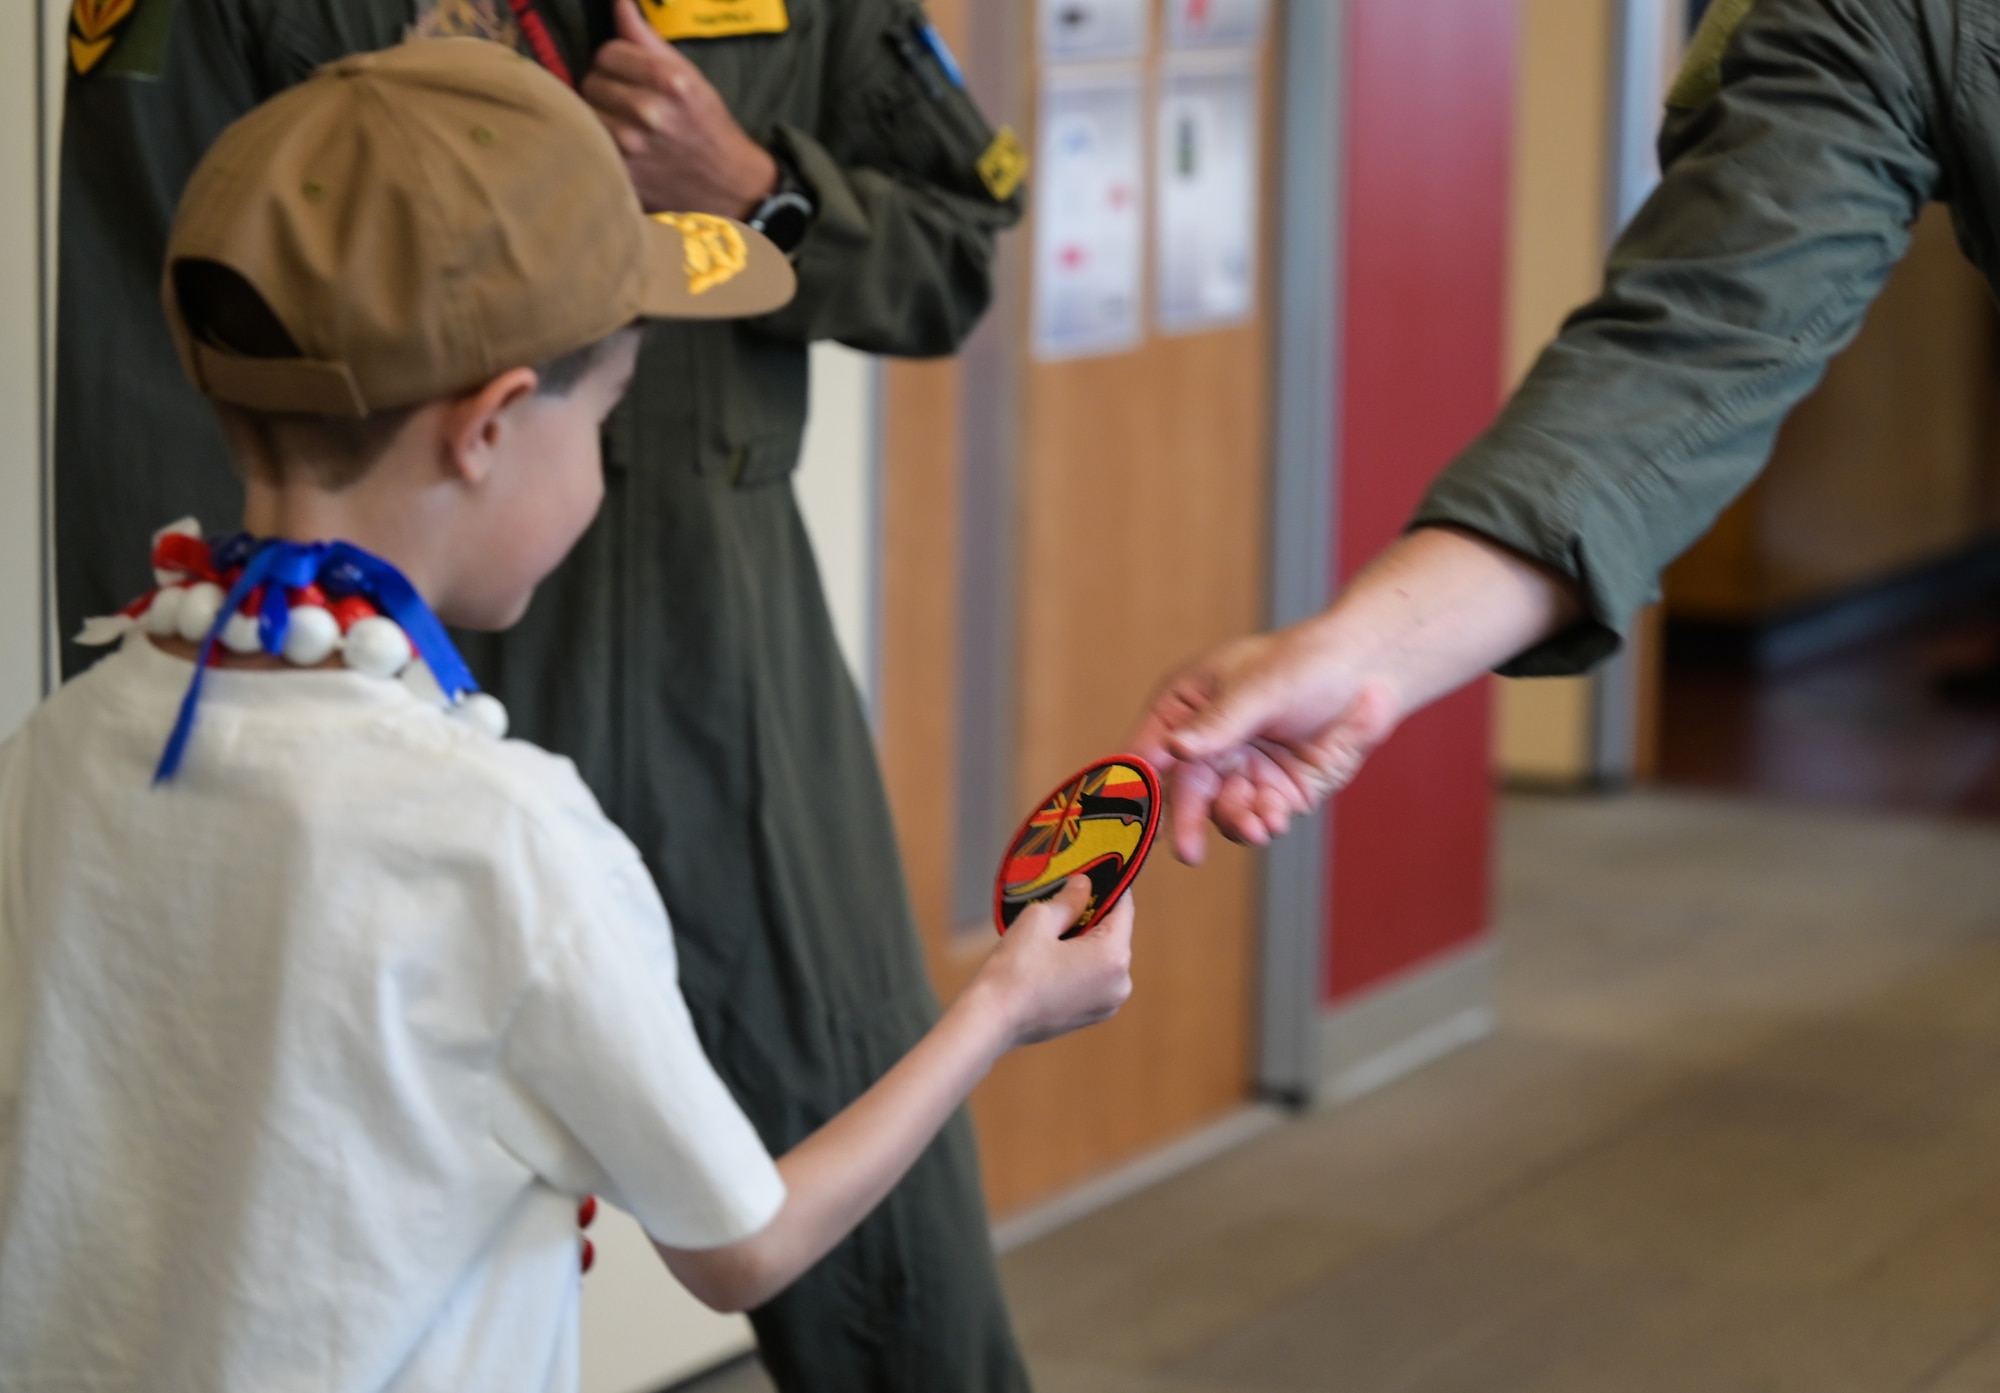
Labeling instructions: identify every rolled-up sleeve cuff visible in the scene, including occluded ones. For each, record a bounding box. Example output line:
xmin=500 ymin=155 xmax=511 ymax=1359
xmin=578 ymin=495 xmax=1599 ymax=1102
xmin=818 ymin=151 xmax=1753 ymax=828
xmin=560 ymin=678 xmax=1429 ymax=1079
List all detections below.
xmin=1410 ymin=432 xmax=1666 ymax=677
xmin=770 ymin=123 xmax=869 ymax=251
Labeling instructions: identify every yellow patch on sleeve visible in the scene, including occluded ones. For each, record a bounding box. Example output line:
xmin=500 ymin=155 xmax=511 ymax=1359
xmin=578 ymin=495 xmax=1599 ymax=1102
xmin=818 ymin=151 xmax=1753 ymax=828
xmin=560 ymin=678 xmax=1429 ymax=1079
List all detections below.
xmin=70 ymin=0 xmax=138 ymax=75
xmin=976 ymin=126 xmax=1029 ymax=202
xmin=637 ymin=0 xmax=788 ymax=42
xmin=653 ymin=212 xmax=749 ymax=294
xmin=1668 ymin=0 xmax=1758 ymax=110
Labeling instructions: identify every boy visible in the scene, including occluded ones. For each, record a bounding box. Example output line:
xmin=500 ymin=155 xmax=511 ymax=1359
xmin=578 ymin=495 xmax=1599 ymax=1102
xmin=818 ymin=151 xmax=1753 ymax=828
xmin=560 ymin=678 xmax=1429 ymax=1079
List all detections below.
xmin=0 ymin=39 xmax=1133 ymax=1393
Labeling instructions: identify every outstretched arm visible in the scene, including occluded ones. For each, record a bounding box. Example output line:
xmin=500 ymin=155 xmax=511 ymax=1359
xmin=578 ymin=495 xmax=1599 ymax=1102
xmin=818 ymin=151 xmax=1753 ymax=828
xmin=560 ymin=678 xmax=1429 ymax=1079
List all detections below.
xmin=1134 ymin=0 xmax=1944 ymax=858
xmin=654 ymin=878 xmax=1132 ymax=1312
xmin=1131 ymin=527 xmax=1578 ymax=864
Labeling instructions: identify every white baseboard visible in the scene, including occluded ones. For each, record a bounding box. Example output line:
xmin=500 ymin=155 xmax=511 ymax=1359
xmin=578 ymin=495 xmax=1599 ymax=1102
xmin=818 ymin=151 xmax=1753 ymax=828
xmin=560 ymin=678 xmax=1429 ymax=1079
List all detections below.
xmin=990 ymin=1104 xmax=1286 ymax=1252
xmin=1319 ymin=942 xmax=1495 ymax=1105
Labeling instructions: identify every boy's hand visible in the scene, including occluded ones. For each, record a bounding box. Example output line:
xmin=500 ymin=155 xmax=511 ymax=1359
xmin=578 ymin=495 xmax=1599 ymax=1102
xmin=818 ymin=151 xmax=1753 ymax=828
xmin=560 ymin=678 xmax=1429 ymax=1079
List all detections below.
xmin=583 ymin=0 xmax=779 ymax=217
xmin=975 ymin=877 xmax=1135 ymax=1048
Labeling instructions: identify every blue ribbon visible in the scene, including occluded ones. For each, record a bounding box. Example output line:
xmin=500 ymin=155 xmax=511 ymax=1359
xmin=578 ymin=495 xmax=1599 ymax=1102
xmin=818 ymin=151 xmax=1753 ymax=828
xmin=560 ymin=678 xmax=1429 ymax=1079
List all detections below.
xmin=153 ymin=536 xmax=481 ymax=784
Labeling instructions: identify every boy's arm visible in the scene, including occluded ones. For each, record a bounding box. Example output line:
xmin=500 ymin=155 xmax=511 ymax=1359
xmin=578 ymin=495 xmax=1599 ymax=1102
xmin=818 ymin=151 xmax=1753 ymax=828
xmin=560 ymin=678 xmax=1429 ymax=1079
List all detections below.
xmin=654 ymin=878 xmax=1131 ymax=1312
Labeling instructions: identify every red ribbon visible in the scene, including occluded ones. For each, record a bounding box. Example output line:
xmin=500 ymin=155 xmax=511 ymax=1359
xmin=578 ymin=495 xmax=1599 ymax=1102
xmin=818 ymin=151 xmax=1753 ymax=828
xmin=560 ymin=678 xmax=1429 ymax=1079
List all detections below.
xmin=152 ymin=533 xmax=220 ymax=583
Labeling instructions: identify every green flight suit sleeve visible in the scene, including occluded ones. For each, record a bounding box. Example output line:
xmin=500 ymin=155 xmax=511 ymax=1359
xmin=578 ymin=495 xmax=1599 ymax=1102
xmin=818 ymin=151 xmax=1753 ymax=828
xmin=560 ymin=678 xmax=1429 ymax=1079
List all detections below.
xmin=752 ymin=0 xmax=1024 ymax=356
xmin=1412 ymin=0 xmax=1946 ymax=675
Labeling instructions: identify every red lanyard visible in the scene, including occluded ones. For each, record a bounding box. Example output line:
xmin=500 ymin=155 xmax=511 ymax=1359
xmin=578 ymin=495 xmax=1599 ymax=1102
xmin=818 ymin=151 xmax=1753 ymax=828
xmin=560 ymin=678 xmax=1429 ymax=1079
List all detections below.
xmin=508 ymin=0 xmax=575 ymax=86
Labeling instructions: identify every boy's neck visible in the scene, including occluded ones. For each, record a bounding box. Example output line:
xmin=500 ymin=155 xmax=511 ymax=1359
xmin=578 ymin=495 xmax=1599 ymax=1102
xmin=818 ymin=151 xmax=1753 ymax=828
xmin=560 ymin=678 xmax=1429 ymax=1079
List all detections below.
xmin=236 ymin=442 xmax=452 ymax=614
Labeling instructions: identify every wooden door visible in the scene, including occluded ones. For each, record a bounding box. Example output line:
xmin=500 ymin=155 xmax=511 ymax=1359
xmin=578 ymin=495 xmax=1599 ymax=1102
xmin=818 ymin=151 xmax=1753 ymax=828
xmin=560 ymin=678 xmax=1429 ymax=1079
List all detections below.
xmin=878 ymin=0 xmax=1279 ymax=1216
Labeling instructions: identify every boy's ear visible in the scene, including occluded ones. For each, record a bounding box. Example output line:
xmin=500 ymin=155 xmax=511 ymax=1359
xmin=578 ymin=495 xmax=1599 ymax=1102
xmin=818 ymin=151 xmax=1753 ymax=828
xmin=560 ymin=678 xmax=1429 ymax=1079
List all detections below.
xmin=442 ymin=367 xmax=541 ymax=482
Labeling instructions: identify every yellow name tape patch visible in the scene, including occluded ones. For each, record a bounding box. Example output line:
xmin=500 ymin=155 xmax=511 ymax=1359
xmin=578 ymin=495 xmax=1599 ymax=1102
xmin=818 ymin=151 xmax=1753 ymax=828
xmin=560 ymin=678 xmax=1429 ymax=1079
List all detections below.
xmin=638 ymin=0 xmax=788 ymax=42
xmin=653 ymin=212 xmax=748 ymax=294
xmin=977 ymin=127 xmax=1029 ymax=203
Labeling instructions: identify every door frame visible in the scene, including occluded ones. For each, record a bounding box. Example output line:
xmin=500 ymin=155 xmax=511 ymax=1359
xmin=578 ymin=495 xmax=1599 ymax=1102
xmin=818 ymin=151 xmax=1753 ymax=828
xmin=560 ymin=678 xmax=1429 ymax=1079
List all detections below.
xmin=1256 ymin=0 xmax=1345 ymax=1102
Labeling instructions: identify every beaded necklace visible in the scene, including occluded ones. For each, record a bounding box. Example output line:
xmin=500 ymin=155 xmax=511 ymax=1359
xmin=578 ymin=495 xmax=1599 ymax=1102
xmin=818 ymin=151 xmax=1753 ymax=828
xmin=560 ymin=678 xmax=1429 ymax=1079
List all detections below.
xmin=79 ymin=520 xmax=508 ymax=781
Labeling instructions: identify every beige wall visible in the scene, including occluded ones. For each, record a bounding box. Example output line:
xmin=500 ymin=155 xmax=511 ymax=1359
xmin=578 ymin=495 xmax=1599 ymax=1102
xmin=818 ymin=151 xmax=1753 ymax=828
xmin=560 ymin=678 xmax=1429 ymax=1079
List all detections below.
xmin=0 ymin=2 xmax=62 ymax=740
xmin=1493 ymin=0 xmax=1612 ymax=783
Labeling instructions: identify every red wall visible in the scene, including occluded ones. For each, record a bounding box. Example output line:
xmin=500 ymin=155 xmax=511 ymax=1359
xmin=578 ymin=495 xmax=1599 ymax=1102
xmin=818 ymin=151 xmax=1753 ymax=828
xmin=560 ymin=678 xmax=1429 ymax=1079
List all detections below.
xmin=1326 ymin=0 xmax=1518 ymax=1003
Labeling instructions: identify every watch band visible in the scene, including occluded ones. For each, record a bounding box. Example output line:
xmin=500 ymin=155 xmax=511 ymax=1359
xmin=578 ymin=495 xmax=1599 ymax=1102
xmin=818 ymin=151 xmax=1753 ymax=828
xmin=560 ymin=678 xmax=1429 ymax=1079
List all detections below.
xmin=748 ymin=150 xmax=817 ymax=256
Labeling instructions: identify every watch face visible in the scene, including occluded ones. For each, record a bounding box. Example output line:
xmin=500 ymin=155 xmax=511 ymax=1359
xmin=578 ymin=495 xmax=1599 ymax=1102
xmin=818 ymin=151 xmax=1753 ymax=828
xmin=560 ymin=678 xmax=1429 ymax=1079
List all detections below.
xmin=753 ymin=191 xmax=814 ymax=254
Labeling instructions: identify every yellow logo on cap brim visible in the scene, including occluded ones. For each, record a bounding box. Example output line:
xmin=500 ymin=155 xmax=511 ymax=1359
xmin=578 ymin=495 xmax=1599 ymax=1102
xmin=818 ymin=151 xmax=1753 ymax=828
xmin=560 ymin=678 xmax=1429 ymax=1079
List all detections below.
xmin=70 ymin=0 xmax=138 ymax=75
xmin=652 ymin=212 xmax=748 ymax=295
xmin=977 ymin=127 xmax=1028 ymax=203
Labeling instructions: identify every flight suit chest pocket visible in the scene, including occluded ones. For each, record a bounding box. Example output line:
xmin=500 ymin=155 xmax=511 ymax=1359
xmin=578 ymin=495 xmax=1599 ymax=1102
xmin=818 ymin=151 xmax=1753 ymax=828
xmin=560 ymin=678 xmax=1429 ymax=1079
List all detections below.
xmin=851 ymin=8 xmax=997 ymax=200
xmin=674 ymin=0 xmax=820 ymax=126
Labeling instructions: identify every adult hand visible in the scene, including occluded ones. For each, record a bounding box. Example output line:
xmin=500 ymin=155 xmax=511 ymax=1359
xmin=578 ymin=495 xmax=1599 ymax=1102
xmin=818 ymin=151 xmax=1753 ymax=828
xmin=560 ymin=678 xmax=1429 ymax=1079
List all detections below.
xmin=1131 ymin=627 xmax=1402 ymax=866
xmin=1130 ymin=527 xmax=1585 ymax=865
xmin=582 ymin=0 xmax=779 ymax=217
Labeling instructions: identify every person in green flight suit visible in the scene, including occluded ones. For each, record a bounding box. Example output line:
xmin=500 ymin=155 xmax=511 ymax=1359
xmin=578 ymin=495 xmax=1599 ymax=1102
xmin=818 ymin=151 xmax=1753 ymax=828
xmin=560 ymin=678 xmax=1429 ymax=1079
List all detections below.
xmin=55 ymin=1 xmax=1031 ymax=1389
xmin=1128 ymin=0 xmax=2000 ymax=853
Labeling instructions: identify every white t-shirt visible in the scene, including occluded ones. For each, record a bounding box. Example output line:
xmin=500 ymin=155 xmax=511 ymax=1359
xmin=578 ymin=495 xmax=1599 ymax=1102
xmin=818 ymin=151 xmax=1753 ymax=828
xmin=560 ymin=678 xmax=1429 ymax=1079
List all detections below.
xmin=0 ymin=637 xmax=785 ymax=1393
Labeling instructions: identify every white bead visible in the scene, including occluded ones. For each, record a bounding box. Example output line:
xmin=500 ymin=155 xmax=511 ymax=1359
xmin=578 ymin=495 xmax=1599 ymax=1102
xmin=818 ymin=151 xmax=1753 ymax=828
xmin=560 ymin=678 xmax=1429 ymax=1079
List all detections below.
xmin=343 ymin=616 xmax=412 ymax=679
xmin=399 ymin=657 xmax=446 ymax=707
xmin=452 ymin=692 xmax=509 ymax=740
xmin=144 ymin=586 xmax=185 ymax=636
xmin=176 ymin=582 xmax=225 ymax=642
xmin=221 ymin=612 xmax=263 ymax=655
xmin=281 ymin=605 xmax=341 ymax=667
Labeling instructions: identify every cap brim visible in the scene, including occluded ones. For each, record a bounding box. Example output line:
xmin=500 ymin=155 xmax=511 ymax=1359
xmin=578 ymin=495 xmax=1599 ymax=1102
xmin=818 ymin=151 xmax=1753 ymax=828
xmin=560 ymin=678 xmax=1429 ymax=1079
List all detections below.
xmin=637 ymin=213 xmax=796 ymax=320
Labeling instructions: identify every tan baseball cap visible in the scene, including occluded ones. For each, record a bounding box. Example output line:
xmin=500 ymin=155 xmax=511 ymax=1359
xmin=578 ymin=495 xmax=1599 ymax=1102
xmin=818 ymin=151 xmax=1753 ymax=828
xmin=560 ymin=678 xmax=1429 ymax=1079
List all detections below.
xmin=163 ymin=37 xmax=796 ymax=417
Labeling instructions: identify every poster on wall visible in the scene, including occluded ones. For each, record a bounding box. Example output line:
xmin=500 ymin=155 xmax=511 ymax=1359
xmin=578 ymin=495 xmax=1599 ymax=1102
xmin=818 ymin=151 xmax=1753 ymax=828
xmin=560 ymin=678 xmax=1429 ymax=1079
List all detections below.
xmin=1154 ymin=54 xmax=1258 ymax=332
xmin=1164 ymin=0 xmax=1266 ymax=50
xmin=1039 ymin=0 xmax=1148 ymax=63
xmin=1032 ymin=68 xmax=1146 ymax=360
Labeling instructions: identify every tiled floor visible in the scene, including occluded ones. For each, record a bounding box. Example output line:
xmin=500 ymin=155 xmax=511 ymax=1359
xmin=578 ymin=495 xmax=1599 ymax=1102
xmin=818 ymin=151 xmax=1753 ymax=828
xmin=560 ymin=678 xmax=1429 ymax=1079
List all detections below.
xmin=686 ymin=791 xmax=2000 ymax=1392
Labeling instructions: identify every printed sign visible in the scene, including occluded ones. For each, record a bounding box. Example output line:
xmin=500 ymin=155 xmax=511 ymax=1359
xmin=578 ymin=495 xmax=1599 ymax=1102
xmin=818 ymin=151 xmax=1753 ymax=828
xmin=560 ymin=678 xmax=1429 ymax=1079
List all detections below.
xmin=1039 ymin=0 xmax=1147 ymax=63
xmin=1032 ymin=68 xmax=1146 ymax=360
xmin=1155 ymin=54 xmax=1258 ymax=331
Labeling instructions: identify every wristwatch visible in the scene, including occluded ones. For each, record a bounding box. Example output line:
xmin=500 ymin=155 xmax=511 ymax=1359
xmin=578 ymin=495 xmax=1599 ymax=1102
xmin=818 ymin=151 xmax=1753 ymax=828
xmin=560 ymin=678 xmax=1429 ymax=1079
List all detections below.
xmin=747 ymin=152 xmax=816 ymax=257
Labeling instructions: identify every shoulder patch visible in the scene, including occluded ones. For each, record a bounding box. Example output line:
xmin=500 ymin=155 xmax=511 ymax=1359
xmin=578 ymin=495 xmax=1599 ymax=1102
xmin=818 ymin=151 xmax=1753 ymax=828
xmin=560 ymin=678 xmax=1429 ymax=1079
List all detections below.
xmin=976 ymin=126 xmax=1028 ymax=202
xmin=638 ymin=0 xmax=790 ymax=42
xmin=1668 ymin=0 xmax=1758 ymax=110
xmin=69 ymin=0 xmax=172 ymax=79
xmin=69 ymin=0 xmax=138 ymax=76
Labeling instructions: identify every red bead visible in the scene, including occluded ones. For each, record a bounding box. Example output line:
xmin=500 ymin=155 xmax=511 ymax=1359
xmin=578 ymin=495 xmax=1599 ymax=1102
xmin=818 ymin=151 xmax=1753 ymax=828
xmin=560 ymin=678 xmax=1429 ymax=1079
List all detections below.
xmin=577 ymin=1194 xmax=598 ymax=1230
xmin=579 ymin=1238 xmax=596 ymax=1275
xmin=328 ymin=596 xmax=377 ymax=633
xmin=290 ymin=583 xmax=330 ymax=609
